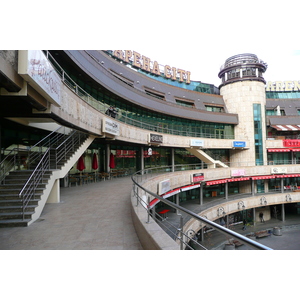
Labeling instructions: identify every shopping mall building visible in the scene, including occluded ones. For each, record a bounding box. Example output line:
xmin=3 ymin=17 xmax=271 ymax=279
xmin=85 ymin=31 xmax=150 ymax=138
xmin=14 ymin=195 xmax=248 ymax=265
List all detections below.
xmin=1 ymin=50 xmax=300 ymax=248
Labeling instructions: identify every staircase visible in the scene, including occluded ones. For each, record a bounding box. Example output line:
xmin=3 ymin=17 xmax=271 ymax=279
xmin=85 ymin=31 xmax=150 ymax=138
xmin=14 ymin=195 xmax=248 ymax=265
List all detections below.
xmin=0 ymin=127 xmax=92 ymax=227
xmin=0 ymin=170 xmax=52 ymax=227
xmin=186 ymin=148 xmax=228 ymax=168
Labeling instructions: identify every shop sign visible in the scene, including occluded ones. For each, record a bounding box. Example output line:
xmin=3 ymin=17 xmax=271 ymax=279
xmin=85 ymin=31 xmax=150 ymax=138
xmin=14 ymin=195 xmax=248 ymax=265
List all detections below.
xmin=271 ymin=167 xmax=287 ymax=174
xmin=266 ymin=81 xmax=300 ymax=92
xmin=102 ymin=118 xmax=120 ymax=136
xmin=231 ymin=169 xmax=245 ymax=177
xmin=158 ymin=179 xmax=171 ymax=194
xmin=18 ymin=50 xmax=61 ymax=106
xmin=149 ymin=133 xmax=163 ymax=144
xmin=283 ymin=140 xmax=300 ymax=147
xmin=112 ymin=50 xmax=191 ymax=84
xmin=191 ymin=173 xmax=204 ymax=183
xmin=233 ymin=141 xmax=246 ymax=148
xmin=190 ymin=139 xmax=204 ymax=147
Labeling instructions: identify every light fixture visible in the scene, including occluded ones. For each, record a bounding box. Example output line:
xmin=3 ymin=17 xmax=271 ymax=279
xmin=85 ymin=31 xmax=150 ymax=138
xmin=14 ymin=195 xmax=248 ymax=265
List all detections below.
xmin=286 ymin=194 xmax=292 ymax=202
xmin=217 ymin=207 xmax=226 ymax=216
xmin=260 ymin=196 xmax=267 ymax=206
xmin=238 ymin=201 xmax=245 ymax=210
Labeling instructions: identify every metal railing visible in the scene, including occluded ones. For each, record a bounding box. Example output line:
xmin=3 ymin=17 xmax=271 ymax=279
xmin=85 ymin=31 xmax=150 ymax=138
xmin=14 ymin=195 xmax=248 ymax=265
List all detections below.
xmin=50 ymin=130 xmax=88 ymax=169
xmin=44 ymin=50 xmax=244 ymax=141
xmin=0 ymin=125 xmax=89 ymax=220
xmin=0 ymin=147 xmax=26 ymax=184
xmin=19 ymin=149 xmax=50 ymax=219
xmin=131 ymin=168 xmax=273 ymax=250
xmin=27 ymin=126 xmax=68 ymax=169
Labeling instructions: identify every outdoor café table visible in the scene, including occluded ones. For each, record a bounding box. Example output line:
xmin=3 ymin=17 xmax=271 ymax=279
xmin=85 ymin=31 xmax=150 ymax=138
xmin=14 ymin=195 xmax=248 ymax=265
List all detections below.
xmin=158 ymin=209 xmax=170 ymax=221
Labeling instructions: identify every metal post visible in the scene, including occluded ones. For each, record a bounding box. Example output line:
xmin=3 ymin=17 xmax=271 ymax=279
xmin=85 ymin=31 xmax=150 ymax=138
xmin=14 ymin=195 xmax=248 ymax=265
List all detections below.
xmin=171 ymin=148 xmax=175 ymax=172
xmin=282 ymin=203 xmax=285 ymax=221
xmin=199 ymin=184 xmax=203 ymax=205
xmin=176 ymin=193 xmax=179 ymax=214
xmin=179 ymin=215 xmax=184 ymax=250
xmin=136 ymin=186 xmax=139 ymax=206
xmin=146 ymin=195 xmax=150 ymax=223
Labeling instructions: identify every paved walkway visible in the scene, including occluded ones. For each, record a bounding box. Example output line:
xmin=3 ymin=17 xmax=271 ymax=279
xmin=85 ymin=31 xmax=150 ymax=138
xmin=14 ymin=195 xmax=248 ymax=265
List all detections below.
xmin=1 ymin=175 xmax=300 ymax=250
xmin=0 ymin=177 xmax=143 ymax=250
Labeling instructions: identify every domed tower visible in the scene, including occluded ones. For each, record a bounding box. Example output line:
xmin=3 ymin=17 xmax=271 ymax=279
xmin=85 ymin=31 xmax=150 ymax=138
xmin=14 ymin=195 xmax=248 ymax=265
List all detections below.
xmin=218 ymin=53 xmax=268 ymax=166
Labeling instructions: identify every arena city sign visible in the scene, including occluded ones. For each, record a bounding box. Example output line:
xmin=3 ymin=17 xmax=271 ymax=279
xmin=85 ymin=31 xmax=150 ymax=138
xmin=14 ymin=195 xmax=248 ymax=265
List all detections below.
xmin=266 ymin=81 xmax=300 ymax=92
xmin=113 ymin=50 xmax=191 ymax=84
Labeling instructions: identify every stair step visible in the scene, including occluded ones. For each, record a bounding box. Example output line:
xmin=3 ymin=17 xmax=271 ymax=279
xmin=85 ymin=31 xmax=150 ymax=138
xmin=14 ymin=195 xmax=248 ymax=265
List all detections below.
xmin=0 ymin=193 xmax=43 ymax=200
xmin=0 ymin=219 xmax=30 ymax=227
xmin=0 ymin=184 xmax=47 ymax=190
xmin=0 ymin=211 xmax=32 ymax=220
xmin=0 ymin=205 xmax=37 ymax=213
xmin=0 ymin=199 xmax=39 ymax=206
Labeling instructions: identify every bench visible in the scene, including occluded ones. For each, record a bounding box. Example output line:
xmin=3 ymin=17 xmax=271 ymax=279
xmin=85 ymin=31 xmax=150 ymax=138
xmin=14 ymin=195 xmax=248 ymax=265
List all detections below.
xmin=228 ymin=239 xmax=244 ymax=247
xmin=255 ymin=230 xmax=271 ymax=238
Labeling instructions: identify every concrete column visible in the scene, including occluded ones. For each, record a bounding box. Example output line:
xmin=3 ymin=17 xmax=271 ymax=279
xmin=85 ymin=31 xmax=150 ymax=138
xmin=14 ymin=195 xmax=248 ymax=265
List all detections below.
xmin=253 ymin=207 xmax=256 ymax=225
xmin=251 ymin=180 xmax=255 ymax=196
xmin=200 ymin=227 xmax=204 ymax=242
xmin=281 ymin=178 xmax=284 ymax=193
xmin=225 ymin=182 xmax=228 ymax=200
xmin=106 ymin=144 xmax=110 ymax=173
xmin=282 ymin=203 xmax=285 ymax=221
xmin=176 ymin=193 xmax=179 ymax=214
xmin=264 ymin=180 xmax=269 ymax=193
xmin=141 ymin=146 xmax=144 ymax=172
xmin=200 ymin=184 xmax=203 ymax=205
xmin=47 ymin=179 xmax=60 ymax=203
xmin=171 ymin=148 xmax=175 ymax=172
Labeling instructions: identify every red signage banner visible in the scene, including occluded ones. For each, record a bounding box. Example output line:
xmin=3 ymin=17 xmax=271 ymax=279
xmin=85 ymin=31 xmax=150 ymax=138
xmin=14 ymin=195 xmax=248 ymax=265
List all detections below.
xmin=283 ymin=140 xmax=300 ymax=147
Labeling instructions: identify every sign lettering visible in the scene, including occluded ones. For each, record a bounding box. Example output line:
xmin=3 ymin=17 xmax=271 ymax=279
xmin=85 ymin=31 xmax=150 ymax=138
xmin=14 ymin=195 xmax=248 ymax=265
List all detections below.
xmin=233 ymin=141 xmax=246 ymax=148
xmin=149 ymin=133 xmax=163 ymax=144
xmin=192 ymin=173 xmax=204 ymax=183
xmin=283 ymin=140 xmax=300 ymax=147
xmin=266 ymin=81 xmax=300 ymax=92
xmin=113 ymin=50 xmax=191 ymax=84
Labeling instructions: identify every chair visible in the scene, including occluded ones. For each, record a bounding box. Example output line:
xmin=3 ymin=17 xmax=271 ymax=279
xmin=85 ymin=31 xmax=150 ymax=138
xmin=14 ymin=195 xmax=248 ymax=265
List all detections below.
xmin=69 ymin=176 xmax=78 ymax=187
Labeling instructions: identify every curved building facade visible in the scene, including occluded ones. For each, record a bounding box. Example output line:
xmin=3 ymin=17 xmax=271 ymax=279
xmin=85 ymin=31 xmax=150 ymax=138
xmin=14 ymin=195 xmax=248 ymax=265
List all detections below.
xmin=1 ymin=50 xmax=300 ymax=247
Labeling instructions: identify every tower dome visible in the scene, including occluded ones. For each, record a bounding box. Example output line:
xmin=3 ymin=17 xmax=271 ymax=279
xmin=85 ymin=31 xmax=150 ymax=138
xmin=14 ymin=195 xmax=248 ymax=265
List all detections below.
xmin=218 ymin=53 xmax=267 ymax=88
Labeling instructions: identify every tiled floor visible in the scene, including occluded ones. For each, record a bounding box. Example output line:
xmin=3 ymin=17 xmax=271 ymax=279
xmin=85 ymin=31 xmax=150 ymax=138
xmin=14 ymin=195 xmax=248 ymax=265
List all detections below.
xmin=0 ymin=177 xmax=143 ymax=250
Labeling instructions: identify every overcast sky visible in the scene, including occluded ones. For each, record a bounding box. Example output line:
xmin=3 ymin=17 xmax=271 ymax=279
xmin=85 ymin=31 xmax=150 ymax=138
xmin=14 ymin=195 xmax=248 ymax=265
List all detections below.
xmin=4 ymin=1 xmax=300 ymax=88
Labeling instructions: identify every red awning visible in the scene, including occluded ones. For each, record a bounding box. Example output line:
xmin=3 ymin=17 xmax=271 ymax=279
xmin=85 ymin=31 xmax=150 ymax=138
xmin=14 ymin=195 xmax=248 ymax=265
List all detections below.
xmin=206 ymin=179 xmax=227 ymax=186
xmin=227 ymin=177 xmax=250 ymax=182
xmin=252 ymin=175 xmax=276 ymax=180
xmin=267 ymin=148 xmax=290 ymax=152
xmin=181 ymin=184 xmax=200 ymax=191
xmin=149 ymin=198 xmax=160 ymax=208
xmin=271 ymin=125 xmax=300 ymax=131
xmin=290 ymin=148 xmax=300 ymax=152
xmin=162 ymin=188 xmax=181 ymax=198
xmin=276 ymin=174 xmax=300 ymax=178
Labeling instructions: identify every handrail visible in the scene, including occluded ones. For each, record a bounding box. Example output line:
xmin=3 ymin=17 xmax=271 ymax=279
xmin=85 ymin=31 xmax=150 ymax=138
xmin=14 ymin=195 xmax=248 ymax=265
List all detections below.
xmin=19 ymin=148 xmax=50 ymax=218
xmin=0 ymin=147 xmax=25 ymax=184
xmin=51 ymin=130 xmax=88 ymax=169
xmin=44 ymin=50 xmax=247 ymax=141
xmin=131 ymin=169 xmax=273 ymax=250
